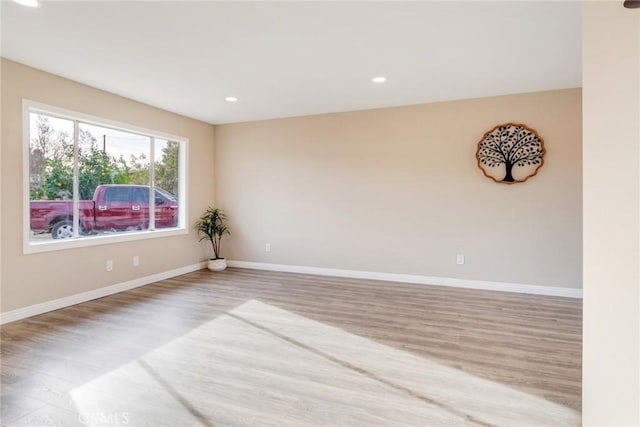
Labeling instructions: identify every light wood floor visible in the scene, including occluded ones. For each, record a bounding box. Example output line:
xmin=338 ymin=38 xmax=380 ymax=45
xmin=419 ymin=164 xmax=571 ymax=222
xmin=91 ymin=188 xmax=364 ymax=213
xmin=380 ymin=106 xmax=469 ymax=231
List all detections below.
xmin=1 ymin=268 xmax=582 ymax=426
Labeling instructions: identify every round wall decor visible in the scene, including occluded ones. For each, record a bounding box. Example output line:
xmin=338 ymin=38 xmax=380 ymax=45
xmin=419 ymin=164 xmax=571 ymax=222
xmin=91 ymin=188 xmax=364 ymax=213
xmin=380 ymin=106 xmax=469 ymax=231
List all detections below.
xmin=476 ymin=123 xmax=545 ymax=184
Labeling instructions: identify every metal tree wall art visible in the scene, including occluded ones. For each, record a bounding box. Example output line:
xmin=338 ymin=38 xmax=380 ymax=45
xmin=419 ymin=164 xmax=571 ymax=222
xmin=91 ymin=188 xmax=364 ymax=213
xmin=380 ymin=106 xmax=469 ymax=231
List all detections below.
xmin=476 ymin=123 xmax=545 ymax=184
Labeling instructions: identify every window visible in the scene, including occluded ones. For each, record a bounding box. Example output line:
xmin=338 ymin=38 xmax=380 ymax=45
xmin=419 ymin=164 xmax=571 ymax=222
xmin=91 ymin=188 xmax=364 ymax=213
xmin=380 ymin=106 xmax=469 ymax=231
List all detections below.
xmin=104 ymin=187 xmax=132 ymax=203
xmin=24 ymin=101 xmax=187 ymax=253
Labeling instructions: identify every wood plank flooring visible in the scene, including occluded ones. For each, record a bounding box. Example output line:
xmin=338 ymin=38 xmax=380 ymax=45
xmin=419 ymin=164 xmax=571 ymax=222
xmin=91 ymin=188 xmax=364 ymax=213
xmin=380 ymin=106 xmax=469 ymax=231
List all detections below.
xmin=0 ymin=268 xmax=582 ymax=426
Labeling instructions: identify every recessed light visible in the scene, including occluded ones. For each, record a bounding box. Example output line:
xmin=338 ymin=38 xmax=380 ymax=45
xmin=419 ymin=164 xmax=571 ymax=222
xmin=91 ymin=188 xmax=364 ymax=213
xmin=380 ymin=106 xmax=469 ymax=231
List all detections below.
xmin=372 ymin=76 xmax=387 ymax=83
xmin=225 ymin=96 xmax=238 ymax=102
xmin=13 ymin=0 xmax=39 ymax=7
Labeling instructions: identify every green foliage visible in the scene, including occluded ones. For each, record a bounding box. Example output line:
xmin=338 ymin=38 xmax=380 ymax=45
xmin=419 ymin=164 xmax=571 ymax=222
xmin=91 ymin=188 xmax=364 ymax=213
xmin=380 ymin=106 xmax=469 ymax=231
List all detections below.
xmin=111 ymin=153 xmax=150 ymax=188
xmin=195 ymin=207 xmax=230 ymax=259
xmin=155 ymin=141 xmax=179 ymax=195
xmin=29 ymin=116 xmax=74 ymax=200
xmin=29 ymin=116 xmax=178 ymax=201
xmin=40 ymin=157 xmax=74 ymax=200
xmin=77 ymin=131 xmax=115 ymax=199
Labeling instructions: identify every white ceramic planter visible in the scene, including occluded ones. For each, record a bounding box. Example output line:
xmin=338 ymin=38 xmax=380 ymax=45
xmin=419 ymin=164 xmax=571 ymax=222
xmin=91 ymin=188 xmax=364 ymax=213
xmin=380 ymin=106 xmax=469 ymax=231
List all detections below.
xmin=207 ymin=258 xmax=227 ymax=271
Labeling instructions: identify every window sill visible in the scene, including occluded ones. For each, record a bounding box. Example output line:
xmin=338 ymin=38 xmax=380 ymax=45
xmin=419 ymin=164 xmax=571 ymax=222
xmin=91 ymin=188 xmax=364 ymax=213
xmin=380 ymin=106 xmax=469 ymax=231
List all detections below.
xmin=23 ymin=227 xmax=189 ymax=255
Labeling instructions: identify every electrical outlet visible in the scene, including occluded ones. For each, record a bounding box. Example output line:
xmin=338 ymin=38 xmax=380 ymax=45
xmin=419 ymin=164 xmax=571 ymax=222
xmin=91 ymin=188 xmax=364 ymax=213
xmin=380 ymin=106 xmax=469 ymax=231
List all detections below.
xmin=106 ymin=260 xmax=113 ymax=271
xmin=456 ymin=254 xmax=465 ymax=265
xmin=265 ymin=243 xmax=271 ymax=252
xmin=133 ymin=255 xmax=140 ymax=267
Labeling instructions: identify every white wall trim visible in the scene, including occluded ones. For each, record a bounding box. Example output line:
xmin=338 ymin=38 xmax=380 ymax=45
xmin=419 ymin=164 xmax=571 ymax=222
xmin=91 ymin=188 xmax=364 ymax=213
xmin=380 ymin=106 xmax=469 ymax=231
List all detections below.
xmin=228 ymin=260 xmax=583 ymax=299
xmin=0 ymin=259 xmax=582 ymax=326
xmin=0 ymin=262 xmax=206 ymax=325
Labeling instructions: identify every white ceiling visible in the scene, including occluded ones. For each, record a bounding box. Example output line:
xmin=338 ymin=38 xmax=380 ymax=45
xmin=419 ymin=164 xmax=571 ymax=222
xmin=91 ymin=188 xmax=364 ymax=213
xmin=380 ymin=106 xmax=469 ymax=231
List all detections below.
xmin=1 ymin=1 xmax=581 ymax=124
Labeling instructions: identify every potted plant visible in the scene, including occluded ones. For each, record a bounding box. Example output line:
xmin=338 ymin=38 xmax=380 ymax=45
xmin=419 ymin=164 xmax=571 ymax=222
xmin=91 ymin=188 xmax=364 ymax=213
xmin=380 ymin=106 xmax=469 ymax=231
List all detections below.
xmin=195 ymin=206 xmax=230 ymax=271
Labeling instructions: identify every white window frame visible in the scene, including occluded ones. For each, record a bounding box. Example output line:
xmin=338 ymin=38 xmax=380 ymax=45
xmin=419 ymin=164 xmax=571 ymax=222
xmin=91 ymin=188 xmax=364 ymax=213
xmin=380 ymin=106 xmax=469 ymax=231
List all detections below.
xmin=23 ymin=100 xmax=189 ymax=254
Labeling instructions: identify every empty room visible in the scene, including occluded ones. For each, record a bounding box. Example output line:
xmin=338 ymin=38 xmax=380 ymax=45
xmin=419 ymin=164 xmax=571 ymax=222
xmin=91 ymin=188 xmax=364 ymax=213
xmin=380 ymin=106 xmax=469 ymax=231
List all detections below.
xmin=1 ymin=1 xmax=638 ymax=426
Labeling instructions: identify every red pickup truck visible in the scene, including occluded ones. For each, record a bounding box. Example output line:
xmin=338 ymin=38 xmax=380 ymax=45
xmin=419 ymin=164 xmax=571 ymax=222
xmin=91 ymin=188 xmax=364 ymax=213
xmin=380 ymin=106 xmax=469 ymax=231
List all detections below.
xmin=30 ymin=184 xmax=178 ymax=239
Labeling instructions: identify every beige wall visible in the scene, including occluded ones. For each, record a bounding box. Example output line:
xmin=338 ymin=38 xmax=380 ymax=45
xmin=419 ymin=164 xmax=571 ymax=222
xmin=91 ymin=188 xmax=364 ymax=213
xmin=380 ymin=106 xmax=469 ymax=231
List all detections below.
xmin=583 ymin=2 xmax=640 ymax=425
xmin=216 ymin=89 xmax=582 ymax=289
xmin=0 ymin=59 xmax=215 ymax=313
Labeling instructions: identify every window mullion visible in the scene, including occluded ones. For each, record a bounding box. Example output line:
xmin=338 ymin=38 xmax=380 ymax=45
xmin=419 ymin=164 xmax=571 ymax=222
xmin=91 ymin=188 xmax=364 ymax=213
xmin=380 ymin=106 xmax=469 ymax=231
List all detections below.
xmin=149 ymin=137 xmax=155 ymax=231
xmin=72 ymin=120 xmax=80 ymax=238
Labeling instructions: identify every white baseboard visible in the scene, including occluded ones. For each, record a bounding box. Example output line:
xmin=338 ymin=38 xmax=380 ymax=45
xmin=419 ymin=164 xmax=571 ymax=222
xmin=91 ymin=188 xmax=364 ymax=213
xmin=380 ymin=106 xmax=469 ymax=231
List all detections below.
xmin=0 ymin=262 xmax=206 ymax=325
xmin=0 ymin=260 xmax=581 ymax=325
xmin=227 ymin=260 xmax=583 ymax=299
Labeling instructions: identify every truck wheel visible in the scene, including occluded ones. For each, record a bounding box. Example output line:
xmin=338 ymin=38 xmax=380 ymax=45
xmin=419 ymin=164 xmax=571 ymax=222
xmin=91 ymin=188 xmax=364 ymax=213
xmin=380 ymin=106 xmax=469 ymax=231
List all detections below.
xmin=51 ymin=220 xmax=73 ymax=239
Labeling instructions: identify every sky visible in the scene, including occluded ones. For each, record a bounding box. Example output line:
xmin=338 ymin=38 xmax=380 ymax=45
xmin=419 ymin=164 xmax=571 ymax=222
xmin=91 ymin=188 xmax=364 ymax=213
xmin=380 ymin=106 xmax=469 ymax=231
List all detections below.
xmin=30 ymin=113 xmax=170 ymax=163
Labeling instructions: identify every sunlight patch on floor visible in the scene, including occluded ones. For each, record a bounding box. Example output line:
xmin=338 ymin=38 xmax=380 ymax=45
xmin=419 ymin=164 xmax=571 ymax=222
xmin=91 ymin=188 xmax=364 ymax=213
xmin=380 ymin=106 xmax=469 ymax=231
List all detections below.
xmin=70 ymin=299 xmax=580 ymax=426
